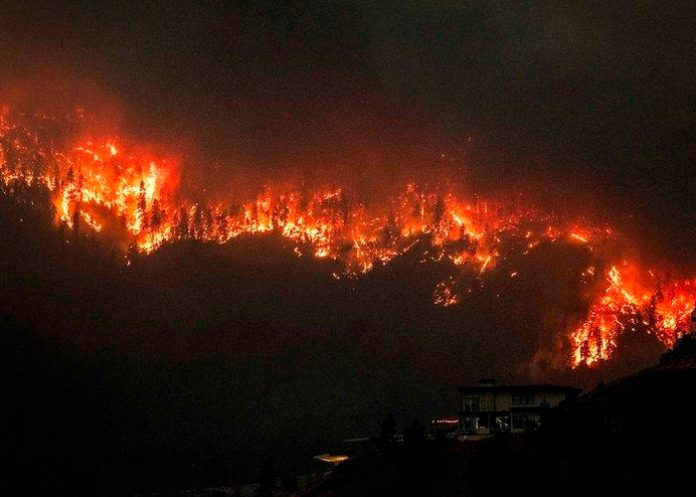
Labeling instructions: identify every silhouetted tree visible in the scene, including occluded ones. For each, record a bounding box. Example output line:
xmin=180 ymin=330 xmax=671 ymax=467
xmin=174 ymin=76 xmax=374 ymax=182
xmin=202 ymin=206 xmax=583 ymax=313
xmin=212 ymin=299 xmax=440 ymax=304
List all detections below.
xmin=192 ymin=204 xmax=203 ymax=239
xmin=72 ymin=210 xmax=80 ymax=240
xmin=204 ymin=206 xmax=214 ymax=237
xmin=177 ymin=207 xmax=189 ymax=239
xmin=215 ymin=210 xmax=228 ymax=240
xmin=383 ymin=212 xmax=399 ymax=246
xmin=380 ymin=412 xmax=396 ymax=444
xmin=150 ymin=198 xmax=163 ymax=232
xmin=434 ymin=193 xmax=445 ymax=225
xmin=413 ymin=200 xmax=423 ymax=220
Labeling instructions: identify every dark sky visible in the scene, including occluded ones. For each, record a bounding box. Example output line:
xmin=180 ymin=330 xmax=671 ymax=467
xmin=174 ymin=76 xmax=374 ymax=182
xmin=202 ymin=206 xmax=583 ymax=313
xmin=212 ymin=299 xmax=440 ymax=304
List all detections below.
xmin=2 ymin=0 xmax=695 ymax=261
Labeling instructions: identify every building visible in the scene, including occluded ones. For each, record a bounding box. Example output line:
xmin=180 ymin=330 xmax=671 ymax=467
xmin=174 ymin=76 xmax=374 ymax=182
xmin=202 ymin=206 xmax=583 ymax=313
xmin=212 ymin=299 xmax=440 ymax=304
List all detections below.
xmin=458 ymin=380 xmax=580 ymax=436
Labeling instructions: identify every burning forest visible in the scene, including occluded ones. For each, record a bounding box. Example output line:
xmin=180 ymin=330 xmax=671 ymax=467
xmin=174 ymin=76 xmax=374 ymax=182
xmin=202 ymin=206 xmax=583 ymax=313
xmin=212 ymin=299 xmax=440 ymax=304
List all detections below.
xmin=1 ymin=105 xmax=693 ymax=369
xmin=3 ymin=2 xmax=696 ymax=494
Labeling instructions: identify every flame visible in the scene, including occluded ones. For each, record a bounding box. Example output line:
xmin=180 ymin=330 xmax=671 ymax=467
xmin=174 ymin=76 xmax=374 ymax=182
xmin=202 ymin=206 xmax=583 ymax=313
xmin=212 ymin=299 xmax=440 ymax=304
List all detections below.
xmin=1 ymin=107 xmax=694 ymax=368
xmin=569 ymin=230 xmax=590 ymax=243
xmin=570 ymin=265 xmax=696 ymax=367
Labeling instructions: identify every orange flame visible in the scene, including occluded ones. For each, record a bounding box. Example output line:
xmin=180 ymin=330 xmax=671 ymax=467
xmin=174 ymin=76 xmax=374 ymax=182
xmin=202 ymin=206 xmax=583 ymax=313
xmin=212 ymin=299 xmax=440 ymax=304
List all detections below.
xmin=1 ymin=107 xmax=693 ymax=368
xmin=570 ymin=265 xmax=696 ymax=367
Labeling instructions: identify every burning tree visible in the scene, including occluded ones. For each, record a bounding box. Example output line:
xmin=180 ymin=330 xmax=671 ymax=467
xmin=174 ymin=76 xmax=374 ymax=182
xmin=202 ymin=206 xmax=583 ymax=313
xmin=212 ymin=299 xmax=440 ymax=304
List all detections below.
xmin=0 ymin=105 xmax=694 ymax=368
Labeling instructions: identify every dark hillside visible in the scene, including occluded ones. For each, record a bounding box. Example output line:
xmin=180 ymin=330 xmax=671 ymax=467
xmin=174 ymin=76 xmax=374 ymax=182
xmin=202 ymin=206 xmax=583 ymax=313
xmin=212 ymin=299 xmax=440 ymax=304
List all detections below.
xmin=306 ymin=334 xmax=696 ymax=496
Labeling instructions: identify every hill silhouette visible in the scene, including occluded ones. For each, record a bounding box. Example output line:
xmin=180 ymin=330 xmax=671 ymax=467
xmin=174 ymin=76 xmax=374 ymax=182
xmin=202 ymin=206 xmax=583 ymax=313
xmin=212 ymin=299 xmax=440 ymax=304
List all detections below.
xmin=0 ymin=188 xmax=669 ymax=495
xmin=302 ymin=333 xmax=696 ymax=497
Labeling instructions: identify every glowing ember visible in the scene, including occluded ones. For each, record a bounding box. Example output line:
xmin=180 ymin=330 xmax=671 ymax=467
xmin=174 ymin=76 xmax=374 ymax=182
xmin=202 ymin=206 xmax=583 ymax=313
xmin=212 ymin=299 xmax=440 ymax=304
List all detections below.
xmin=433 ymin=278 xmax=461 ymax=307
xmin=1 ymin=107 xmax=693 ymax=368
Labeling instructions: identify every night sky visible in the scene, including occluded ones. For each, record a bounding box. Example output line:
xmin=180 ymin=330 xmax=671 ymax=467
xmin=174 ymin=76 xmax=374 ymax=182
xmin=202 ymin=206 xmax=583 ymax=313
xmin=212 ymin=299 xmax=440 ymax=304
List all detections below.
xmin=1 ymin=1 xmax=695 ymax=492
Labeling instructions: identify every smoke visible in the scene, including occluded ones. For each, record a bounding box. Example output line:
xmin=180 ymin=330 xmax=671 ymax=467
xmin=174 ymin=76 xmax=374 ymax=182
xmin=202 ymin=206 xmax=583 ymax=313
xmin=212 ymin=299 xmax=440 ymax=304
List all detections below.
xmin=0 ymin=2 xmax=696 ymax=376
xmin=2 ymin=93 xmax=695 ymax=374
xmin=2 ymin=1 xmax=694 ymax=248
xmin=3 ymin=3 xmax=696 ymax=487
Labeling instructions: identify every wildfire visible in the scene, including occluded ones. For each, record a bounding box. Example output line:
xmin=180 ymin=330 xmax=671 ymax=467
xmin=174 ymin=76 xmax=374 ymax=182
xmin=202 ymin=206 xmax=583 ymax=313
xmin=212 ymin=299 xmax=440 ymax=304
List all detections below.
xmin=1 ymin=107 xmax=694 ymax=368
xmin=569 ymin=265 xmax=696 ymax=367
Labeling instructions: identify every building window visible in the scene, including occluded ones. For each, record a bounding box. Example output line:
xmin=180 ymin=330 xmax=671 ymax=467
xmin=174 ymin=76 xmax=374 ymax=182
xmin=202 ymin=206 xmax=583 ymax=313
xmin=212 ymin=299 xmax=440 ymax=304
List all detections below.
xmin=512 ymin=394 xmax=535 ymax=406
xmin=512 ymin=414 xmax=539 ymax=431
xmin=463 ymin=395 xmax=480 ymax=412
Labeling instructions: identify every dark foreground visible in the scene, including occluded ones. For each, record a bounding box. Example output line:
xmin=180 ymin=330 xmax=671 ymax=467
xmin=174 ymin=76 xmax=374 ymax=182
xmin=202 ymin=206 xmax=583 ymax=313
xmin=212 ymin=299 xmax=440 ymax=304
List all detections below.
xmin=141 ymin=335 xmax=696 ymax=497
xmin=304 ymin=335 xmax=696 ymax=497
xmin=4 ymin=320 xmax=696 ymax=496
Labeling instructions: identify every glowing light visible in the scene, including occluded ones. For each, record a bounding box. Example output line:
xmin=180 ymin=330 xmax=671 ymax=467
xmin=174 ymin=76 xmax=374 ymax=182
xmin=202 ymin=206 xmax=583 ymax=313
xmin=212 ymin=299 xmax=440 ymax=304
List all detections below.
xmin=1 ymin=106 xmax=694 ymax=369
xmin=570 ymin=232 xmax=589 ymax=243
xmin=570 ymin=265 xmax=696 ymax=368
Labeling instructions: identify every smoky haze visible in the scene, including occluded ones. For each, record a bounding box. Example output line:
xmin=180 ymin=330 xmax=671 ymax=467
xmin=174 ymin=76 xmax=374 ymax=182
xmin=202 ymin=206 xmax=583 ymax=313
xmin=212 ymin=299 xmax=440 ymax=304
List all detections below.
xmin=1 ymin=1 xmax=695 ymax=491
xmin=1 ymin=0 xmax=694 ymax=260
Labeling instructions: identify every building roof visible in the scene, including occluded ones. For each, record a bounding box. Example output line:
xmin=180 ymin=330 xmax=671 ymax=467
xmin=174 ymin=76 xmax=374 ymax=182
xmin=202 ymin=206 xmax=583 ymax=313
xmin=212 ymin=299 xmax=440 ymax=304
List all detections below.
xmin=457 ymin=384 xmax=581 ymax=395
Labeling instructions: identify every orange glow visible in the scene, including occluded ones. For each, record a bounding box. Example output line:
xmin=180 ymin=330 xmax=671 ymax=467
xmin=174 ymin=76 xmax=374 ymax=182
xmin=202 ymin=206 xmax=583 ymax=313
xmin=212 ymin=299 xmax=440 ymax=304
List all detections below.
xmin=569 ymin=231 xmax=589 ymax=243
xmin=1 ymin=107 xmax=694 ymax=369
xmin=570 ymin=264 xmax=696 ymax=367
